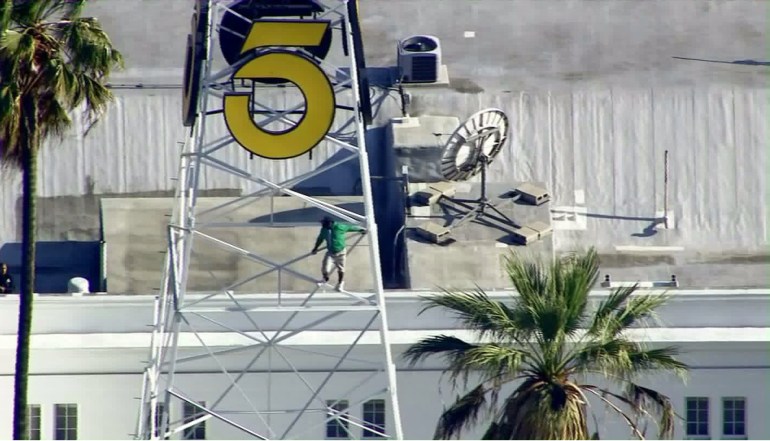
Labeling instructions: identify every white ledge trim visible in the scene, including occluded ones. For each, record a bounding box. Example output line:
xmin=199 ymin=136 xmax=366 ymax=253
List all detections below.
xmin=0 ymin=327 xmax=767 ymax=350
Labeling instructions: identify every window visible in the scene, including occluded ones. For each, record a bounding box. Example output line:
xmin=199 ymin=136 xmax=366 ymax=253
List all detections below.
xmin=325 ymin=400 xmax=349 ymax=439
xmin=686 ymin=397 xmax=709 ymax=438
xmin=723 ymin=397 xmax=746 ymax=438
xmin=183 ymin=401 xmax=207 ymax=440
xmin=27 ymin=404 xmax=41 ymax=440
xmin=54 ymin=404 xmax=77 ymax=440
xmin=362 ymin=399 xmax=385 ymax=438
xmin=148 ymin=402 xmax=169 ymax=438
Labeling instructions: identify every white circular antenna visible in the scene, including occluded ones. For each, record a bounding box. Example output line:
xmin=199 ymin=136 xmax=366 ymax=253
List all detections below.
xmin=440 ymin=108 xmax=509 ymax=181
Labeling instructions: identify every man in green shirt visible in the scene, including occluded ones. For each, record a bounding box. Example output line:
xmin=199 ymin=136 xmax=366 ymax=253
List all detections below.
xmin=311 ymin=216 xmax=366 ymax=291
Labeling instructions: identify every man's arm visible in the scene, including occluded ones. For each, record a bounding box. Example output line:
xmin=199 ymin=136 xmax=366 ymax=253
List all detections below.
xmin=311 ymin=229 xmax=326 ymax=253
xmin=339 ymin=223 xmax=366 ymax=234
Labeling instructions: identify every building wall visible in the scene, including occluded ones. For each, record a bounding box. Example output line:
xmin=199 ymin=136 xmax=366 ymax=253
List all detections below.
xmin=0 ymin=291 xmax=768 ymax=439
xmin=0 ymin=363 xmax=767 ymax=440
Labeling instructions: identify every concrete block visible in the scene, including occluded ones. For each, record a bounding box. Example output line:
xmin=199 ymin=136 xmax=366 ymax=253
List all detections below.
xmin=414 ymin=189 xmax=442 ymax=206
xmin=527 ymin=221 xmax=553 ymax=238
xmin=511 ymin=221 xmax=553 ymax=245
xmin=416 ymin=222 xmax=451 ymax=244
xmin=510 ymin=226 xmax=541 ymax=245
xmin=390 ymin=116 xmax=420 ymax=128
xmin=413 ymin=181 xmax=456 ymax=206
xmin=428 ymin=181 xmax=456 ymax=198
xmin=409 ymin=205 xmax=432 ymax=217
xmin=516 ymin=182 xmax=551 ymax=206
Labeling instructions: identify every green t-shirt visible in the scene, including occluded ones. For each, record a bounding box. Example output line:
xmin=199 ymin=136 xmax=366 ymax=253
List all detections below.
xmin=314 ymin=222 xmax=364 ymax=253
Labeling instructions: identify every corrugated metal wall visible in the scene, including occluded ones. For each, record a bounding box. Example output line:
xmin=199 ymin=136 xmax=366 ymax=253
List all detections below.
xmin=1 ymin=86 xmax=766 ymax=254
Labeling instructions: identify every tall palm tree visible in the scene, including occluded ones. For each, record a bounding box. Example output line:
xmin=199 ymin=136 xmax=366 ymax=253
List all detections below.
xmin=0 ymin=1 xmax=122 ymax=438
xmin=404 ymin=248 xmax=688 ymax=440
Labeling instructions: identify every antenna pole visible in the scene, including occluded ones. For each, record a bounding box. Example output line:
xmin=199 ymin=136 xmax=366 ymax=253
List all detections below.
xmin=663 ymin=150 xmax=668 ymax=230
xmin=480 ymin=155 xmax=488 ymax=207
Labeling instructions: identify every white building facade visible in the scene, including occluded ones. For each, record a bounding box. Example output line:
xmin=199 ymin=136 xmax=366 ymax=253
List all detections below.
xmin=0 ymin=289 xmax=768 ymax=440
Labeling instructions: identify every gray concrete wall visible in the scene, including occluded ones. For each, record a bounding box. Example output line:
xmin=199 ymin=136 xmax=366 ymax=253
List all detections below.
xmin=101 ymin=197 xmax=374 ymax=294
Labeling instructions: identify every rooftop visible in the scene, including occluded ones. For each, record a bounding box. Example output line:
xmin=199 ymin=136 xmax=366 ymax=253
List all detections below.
xmin=0 ymin=0 xmax=767 ymax=291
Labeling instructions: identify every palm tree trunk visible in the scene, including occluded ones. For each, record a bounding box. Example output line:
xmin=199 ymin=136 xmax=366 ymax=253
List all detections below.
xmin=13 ymin=95 xmax=38 ymax=441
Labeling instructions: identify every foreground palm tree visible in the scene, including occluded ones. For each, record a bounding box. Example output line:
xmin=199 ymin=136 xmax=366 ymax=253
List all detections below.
xmin=0 ymin=1 xmax=122 ymax=438
xmin=404 ymin=248 xmax=688 ymax=440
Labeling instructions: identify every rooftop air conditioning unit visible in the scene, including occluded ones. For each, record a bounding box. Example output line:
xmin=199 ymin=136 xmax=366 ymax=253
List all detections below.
xmin=397 ymin=35 xmax=441 ymax=83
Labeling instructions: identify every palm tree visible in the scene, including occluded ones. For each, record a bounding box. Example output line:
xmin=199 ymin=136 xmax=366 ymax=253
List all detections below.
xmin=404 ymin=248 xmax=688 ymax=440
xmin=0 ymin=1 xmax=122 ymax=438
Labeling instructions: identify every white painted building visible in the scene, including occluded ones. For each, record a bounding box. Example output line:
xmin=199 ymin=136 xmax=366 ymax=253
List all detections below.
xmin=0 ymin=289 xmax=768 ymax=439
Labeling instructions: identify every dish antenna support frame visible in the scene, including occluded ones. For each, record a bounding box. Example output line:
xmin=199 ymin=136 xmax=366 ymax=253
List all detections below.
xmin=433 ymin=108 xmax=520 ymax=238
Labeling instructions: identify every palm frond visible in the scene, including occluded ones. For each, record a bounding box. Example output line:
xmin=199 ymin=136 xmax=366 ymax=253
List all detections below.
xmin=63 ymin=17 xmax=124 ymax=76
xmin=504 ymin=249 xmax=598 ymax=345
xmin=40 ymin=0 xmax=85 ymax=21
xmin=0 ymin=0 xmax=11 ymax=32
xmin=445 ymin=343 xmax=526 ymax=389
xmin=503 ymin=252 xmax=550 ymax=305
xmin=571 ymin=338 xmax=641 ymax=378
xmin=572 ymin=338 xmax=688 ymax=384
xmin=434 ymin=383 xmax=488 ymax=440
xmin=404 ymin=334 xmax=528 ymax=392
xmin=419 ymin=289 xmax=530 ymax=342
xmin=555 ymin=249 xmax=599 ymax=335
xmin=402 ymin=335 xmax=477 ymax=367
xmin=587 ymin=284 xmax=639 ymax=338
xmin=8 ymin=1 xmax=37 ymax=26
xmin=0 ymin=27 xmax=20 ymax=53
xmin=627 ymin=347 xmax=689 ymax=380
xmin=582 ymin=386 xmax=645 ymax=440
xmin=614 ymin=293 xmax=669 ymax=329
xmin=588 ymin=291 xmax=670 ymax=341
xmin=37 ymin=92 xmax=69 ymax=138
xmin=625 ymin=383 xmax=677 ymax=439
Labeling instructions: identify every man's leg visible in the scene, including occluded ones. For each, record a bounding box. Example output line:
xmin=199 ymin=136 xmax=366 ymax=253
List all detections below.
xmin=321 ymin=251 xmax=333 ymax=283
xmin=333 ymin=249 xmax=347 ymax=291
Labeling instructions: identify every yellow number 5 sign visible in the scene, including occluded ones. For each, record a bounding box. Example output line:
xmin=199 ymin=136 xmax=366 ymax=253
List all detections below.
xmin=223 ymin=20 xmax=336 ymax=159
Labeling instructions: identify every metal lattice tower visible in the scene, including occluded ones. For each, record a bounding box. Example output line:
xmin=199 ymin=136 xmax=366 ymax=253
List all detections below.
xmin=136 ymin=1 xmax=403 ymax=439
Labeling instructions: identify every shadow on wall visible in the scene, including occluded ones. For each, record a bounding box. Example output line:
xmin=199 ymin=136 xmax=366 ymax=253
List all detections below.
xmin=293 ymin=148 xmax=362 ymax=196
xmin=0 ymin=241 xmax=101 ymax=293
xmin=249 ymin=203 xmax=365 ymax=224
xmin=672 ymin=56 xmax=770 ymax=67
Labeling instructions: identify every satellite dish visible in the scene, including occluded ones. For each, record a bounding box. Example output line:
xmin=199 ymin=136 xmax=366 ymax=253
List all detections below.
xmin=416 ymin=108 xmax=518 ymax=244
xmin=440 ymin=108 xmax=509 ymax=182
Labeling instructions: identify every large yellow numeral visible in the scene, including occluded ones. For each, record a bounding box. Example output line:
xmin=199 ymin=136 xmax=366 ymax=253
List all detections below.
xmin=223 ymin=20 xmax=335 ymax=160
